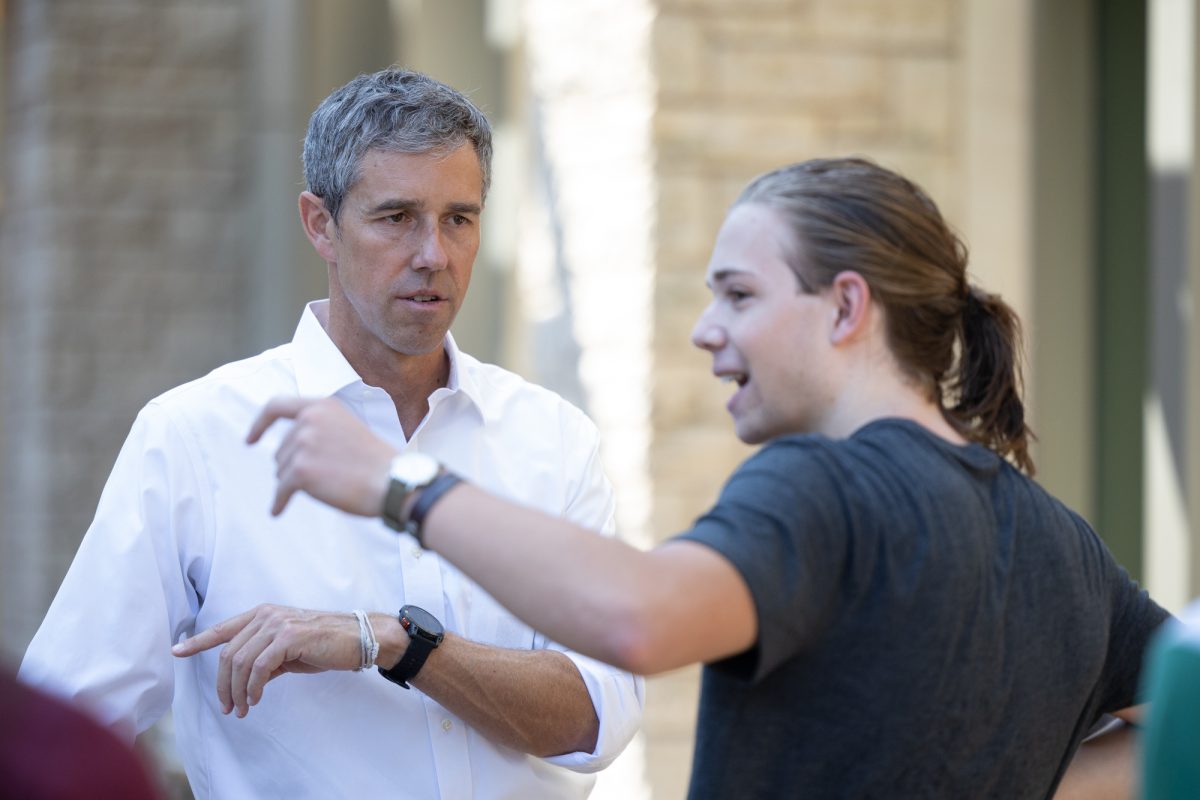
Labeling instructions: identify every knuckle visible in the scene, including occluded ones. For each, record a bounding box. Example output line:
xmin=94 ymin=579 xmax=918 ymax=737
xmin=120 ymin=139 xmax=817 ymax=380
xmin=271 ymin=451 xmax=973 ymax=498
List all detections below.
xmin=292 ymin=459 xmax=313 ymax=483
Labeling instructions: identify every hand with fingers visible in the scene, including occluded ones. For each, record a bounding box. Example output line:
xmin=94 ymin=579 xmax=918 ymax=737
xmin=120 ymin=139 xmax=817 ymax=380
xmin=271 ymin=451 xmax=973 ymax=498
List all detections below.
xmin=247 ymin=396 xmax=398 ymax=518
xmin=171 ymin=604 xmax=367 ymax=718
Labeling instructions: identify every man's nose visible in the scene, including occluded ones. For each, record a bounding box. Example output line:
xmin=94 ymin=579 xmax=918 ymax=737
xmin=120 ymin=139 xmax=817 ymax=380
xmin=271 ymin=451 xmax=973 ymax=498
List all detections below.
xmin=412 ymin=223 xmax=449 ymax=271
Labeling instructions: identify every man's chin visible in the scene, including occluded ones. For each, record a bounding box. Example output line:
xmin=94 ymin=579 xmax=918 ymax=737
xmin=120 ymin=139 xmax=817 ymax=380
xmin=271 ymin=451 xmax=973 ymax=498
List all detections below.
xmin=383 ymin=327 xmax=452 ymax=357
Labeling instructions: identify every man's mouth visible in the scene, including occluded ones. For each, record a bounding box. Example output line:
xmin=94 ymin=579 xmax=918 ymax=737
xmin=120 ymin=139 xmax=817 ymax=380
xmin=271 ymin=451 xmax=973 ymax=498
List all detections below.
xmin=719 ymin=372 xmax=748 ymax=388
xmin=399 ymin=293 xmax=444 ymax=304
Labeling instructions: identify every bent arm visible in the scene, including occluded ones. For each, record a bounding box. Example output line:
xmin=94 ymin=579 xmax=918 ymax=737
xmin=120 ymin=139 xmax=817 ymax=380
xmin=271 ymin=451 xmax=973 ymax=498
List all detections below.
xmin=415 ymin=633 xmax=599 ymax=757
xmin=175 ymin=604 xmax=599 ymax=757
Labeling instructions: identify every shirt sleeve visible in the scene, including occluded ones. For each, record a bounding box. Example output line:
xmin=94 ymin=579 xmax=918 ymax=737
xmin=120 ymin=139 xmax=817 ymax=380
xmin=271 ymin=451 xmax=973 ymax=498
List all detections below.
xmin=18 ymin=401 xmax=210 ymax=742
xmin=678 ymin=438 xmax=854 ymax=684
xmin=537 ymin=410 xmax=645 ymax=773
xmin=1097 ymin=555 xmax=1171 ymax=713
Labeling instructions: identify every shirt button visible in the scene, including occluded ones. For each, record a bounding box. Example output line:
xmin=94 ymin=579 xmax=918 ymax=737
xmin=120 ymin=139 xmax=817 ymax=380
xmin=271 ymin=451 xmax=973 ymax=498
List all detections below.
xmin=442 ymin=719 xmax=453 ymax=732
xmin=411 ymin=546 xmax=423 ymax=559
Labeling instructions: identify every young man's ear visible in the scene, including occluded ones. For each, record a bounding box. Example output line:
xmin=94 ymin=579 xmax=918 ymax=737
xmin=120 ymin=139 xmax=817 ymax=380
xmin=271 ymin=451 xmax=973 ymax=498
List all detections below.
xmin=298 ymin=191 xmax=337 ymax=263
xmin=828 ymin=270 xmax=872 ymax=345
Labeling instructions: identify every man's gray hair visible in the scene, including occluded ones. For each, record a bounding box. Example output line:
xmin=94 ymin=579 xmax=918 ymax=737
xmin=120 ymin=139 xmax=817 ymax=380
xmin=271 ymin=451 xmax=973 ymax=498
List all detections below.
xmin=302 ymin=67 xmax=493 ymax=224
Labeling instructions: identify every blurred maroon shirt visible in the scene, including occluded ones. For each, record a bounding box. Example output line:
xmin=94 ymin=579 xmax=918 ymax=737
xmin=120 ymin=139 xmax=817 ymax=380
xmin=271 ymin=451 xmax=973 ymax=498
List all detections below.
xmin=1 ymin=669 xmax=160 ymax=799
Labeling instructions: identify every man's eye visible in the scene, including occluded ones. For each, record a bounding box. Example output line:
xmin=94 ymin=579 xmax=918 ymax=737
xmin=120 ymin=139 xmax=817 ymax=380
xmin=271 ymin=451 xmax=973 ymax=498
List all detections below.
xmin=386 ymin=212 xmax=408 ymax=223
xmin=450 ymin=214 xmax=470 ymax=226
xmin=727 ymin=289 xmax=750 ymax=302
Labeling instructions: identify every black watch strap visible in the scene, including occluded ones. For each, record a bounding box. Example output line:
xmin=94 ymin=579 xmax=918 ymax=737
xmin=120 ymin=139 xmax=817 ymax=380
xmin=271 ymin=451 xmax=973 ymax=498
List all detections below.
xmin=407 ymin=473 xmax=463 ymax=546
xmin=378 ymin=606 xmax=443 ymax=689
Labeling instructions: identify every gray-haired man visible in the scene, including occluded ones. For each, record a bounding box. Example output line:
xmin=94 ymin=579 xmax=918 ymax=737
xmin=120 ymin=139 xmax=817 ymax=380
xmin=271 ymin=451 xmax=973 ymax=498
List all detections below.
xmin=20 ymin=68 xmax=642 ymax=799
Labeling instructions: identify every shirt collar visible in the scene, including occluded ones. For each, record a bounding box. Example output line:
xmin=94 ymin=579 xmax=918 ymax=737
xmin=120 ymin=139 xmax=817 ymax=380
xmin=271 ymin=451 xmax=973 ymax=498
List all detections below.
xmin=291 ymin=301 xmax=362 ymax=398
xmin=291 ymin=300 xmax=487 ymax=418
xmin=439 ymin=328 xmax=488 ymax=415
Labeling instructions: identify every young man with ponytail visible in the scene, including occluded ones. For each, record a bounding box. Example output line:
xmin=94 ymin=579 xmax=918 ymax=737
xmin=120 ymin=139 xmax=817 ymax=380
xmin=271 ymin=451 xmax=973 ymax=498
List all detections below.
xmin=178 ymin=157 xmax=1166 ymax=798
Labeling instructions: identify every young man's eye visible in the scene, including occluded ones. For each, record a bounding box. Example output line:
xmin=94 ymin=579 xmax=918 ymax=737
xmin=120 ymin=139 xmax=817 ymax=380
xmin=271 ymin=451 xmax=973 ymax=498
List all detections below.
xmin=450 ymin=214 xmax=471 ymax=226
xmin=727 ymin=289 xmax=750 ymax=302
xmin=385 ymin=212 xmax=408 ymax=223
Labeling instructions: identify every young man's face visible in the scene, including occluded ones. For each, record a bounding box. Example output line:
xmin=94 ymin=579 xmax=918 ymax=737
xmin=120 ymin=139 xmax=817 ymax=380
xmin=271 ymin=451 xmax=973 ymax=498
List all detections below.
xmin=321 ymin=144 xmax=483 ymax=361
xmin=691 ymin=203 xmax=838 ymax=444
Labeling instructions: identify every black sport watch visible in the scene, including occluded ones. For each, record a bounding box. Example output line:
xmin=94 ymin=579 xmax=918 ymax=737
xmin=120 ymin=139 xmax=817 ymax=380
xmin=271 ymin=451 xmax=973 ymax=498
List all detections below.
xmin=377 ymin=605 xmax=445 ymax=689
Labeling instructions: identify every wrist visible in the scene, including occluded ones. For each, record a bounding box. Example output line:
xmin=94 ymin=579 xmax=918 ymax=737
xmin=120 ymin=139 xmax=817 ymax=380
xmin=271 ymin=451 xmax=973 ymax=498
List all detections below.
xmin=376 ymin=605 xmax=445 ymax=688
xmin=405 ymin=471 xmax=463 ymax=547
xmin=371 ymin=612 xmax=409 ymax=670
xmin=380 ymin=452 xmax=440 ymax=531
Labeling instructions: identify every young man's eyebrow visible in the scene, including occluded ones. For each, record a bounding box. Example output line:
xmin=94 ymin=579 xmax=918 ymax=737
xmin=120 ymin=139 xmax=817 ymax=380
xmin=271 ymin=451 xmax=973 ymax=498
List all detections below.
xmin=708 ymin=268 xmax=749 ymax=287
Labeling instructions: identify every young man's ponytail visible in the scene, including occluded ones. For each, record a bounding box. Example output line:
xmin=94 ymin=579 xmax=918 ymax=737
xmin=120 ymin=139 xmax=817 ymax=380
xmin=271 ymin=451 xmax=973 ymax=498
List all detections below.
xmin=947 ymin=287 xmax=1035 ymax=474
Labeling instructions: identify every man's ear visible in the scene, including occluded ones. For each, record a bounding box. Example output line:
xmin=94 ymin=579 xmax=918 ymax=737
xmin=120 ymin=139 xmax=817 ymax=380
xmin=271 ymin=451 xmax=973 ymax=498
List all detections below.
xmin=828 ymin=270 xmax=872 ymax=345
xmin=299 ymin=191 xmax=337 ymax=263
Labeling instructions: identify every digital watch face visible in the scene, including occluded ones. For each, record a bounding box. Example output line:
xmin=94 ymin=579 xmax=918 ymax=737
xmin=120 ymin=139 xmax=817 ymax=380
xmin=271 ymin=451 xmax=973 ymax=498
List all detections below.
xmin=402 ymin=605 xmax=445 ymax=642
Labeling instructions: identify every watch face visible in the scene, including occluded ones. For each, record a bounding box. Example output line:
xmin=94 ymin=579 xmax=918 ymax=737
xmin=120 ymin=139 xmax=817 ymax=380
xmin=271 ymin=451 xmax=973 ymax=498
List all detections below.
xmin=401 ymin=605 xmax=445 ymax=641
xmin=390 ymin=452 xmax=439 ymax=487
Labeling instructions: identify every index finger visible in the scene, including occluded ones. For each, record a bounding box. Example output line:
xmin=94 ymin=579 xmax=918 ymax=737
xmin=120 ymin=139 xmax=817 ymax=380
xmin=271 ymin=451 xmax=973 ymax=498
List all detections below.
xmin=172 ymin=608 xmax=258 ymax=657
xmin=246 ymin=396 xmax=316 ymax=445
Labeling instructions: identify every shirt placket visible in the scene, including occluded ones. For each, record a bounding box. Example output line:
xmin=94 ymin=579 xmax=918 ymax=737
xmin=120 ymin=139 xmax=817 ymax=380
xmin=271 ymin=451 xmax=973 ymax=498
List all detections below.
xmin=379 ymin=395 xmax=472 ymax=800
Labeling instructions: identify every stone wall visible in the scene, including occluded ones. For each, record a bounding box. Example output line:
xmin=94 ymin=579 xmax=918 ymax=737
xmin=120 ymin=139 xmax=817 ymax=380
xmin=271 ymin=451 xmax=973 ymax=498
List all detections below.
xmin=0 ymin=0 xmax=253 ymax=660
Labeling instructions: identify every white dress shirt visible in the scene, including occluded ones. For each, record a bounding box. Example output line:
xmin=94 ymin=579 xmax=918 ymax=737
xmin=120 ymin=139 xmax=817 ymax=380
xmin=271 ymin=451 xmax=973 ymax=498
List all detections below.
xmin=20 ymin=301 xmax=644 ymax=799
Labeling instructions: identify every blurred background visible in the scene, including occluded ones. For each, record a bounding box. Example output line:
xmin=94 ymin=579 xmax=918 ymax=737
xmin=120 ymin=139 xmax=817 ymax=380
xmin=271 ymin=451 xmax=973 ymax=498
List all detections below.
xmin=0 ymin=0 xmax=1196 ymax=797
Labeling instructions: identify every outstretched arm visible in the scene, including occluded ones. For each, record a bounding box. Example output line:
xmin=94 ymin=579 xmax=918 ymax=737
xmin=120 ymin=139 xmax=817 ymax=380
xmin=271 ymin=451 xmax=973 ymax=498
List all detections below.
xmin=246 ymin=396 xmax=758 ymax=676
xmin=172 ymin=603 xmax=600 ymax=758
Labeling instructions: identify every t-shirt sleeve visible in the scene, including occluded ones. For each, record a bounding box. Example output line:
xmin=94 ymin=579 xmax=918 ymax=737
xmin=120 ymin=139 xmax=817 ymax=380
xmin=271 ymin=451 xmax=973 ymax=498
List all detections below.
xmin=1098 ymin=560 xmax=1171 ymax=713
xmin=677 ymin=438 xmax=857 ymax=683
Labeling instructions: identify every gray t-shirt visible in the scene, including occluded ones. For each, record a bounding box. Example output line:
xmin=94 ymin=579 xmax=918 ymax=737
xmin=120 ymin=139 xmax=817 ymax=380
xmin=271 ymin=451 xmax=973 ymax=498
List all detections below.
xmin=679 ymin=419 xmax=1168 ymax=799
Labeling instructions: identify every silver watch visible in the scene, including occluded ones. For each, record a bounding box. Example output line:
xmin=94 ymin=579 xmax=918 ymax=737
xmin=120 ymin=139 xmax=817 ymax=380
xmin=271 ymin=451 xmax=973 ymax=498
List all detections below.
xmin=381 ymin=452 xmax=440 ymax=532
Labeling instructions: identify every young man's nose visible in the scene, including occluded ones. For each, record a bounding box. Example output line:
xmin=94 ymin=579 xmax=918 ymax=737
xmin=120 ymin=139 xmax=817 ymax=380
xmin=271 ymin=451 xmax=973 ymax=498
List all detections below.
xmin=690 ymin=311 xmax=726 ymax=351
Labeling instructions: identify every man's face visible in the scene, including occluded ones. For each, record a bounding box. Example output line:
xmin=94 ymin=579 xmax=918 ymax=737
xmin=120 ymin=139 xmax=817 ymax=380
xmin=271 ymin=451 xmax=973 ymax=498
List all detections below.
xmin=691 ymin=203 xmax=837 ymax=444
xmin=322 ymin=144 xmax=483 ymax=359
